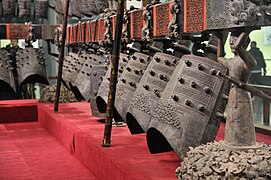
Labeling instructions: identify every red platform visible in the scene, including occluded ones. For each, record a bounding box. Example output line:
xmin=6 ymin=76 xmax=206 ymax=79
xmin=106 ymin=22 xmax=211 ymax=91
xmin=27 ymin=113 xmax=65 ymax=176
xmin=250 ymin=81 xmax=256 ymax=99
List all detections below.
xmin=0 ymin=100 xmax=271 ymax=179
xmin=0 ymin=99 xmax=38 ymax=123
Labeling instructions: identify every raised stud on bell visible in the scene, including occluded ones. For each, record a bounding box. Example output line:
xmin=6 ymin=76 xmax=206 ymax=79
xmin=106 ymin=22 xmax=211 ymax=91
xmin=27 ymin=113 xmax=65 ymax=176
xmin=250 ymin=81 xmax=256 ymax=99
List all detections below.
xmin=185 ymin=60 xmax=192 ymax=67
xmin=164 ymin=59 xmax=171 ymax=66
xmin=198 ymin=64 xmax=204 ymax=70
xmin=178 ymin=77 xmax=185 ymax=84
xmin=191 ymin=81 xmax=197 ymax=88
xmin=149 ymin=70 xmax=155 ymax=76
xmin=210 ymin=68 xmax=217 ymax=75
xmin=171 ymin=95 xmax=179 ymax=102
xmin=121 ymin=79 xmax=126 ymax=83
xmin=154 ymin=56 xmax=160 ymax=62
xmin=154 ymin=89 xmax=161 ymax=98
xmin=185 ymin=99 xmax=191 ymax=106
xmin=143 ymin=85 xmax=149 ymax=90
xmin=198 ymin=104 xmax=205 ymax=112
xmin=204 ymin=87 xmax=212 ymax=94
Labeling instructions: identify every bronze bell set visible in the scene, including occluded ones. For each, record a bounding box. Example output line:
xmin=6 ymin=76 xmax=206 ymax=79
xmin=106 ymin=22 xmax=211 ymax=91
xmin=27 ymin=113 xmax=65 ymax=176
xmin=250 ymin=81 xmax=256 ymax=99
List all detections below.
xmin=1 ymin=0 xmax=49 ymax=19
xmin=60 ymin=0 xmax=271 ymax=158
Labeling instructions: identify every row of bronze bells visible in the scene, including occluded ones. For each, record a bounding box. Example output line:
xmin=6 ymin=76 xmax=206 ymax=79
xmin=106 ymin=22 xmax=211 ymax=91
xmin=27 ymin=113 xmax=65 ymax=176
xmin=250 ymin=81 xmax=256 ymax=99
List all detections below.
xmin=1 ymin=0 xmax=49 ymax=18
xmin=62 ymin=38 xmax=230 ymax=158
xmin=0 ymin=47 xmax=49 ymax=93
xmin=55 ymin=0 xmax=109 ymax=18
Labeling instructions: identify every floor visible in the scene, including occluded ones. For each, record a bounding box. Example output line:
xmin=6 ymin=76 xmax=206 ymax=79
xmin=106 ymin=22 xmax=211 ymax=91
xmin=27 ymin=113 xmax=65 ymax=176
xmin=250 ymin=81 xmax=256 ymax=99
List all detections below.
xmin=0 ymin=122 xmax=97 ymax=180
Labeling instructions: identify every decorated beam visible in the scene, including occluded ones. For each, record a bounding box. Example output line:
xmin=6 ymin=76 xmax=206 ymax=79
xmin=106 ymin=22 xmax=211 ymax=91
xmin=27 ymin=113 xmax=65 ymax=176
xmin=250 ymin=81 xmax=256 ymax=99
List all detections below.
xmin=0 ymin=24 xmax=58 ymax=40
xmin=65 ymin=0 xmax=271 ymax=45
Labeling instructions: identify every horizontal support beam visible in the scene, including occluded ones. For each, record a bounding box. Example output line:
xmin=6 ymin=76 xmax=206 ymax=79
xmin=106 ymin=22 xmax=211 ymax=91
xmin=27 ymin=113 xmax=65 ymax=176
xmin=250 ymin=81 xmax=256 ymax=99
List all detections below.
xmin=0 ymin=24 xmax=58 ymax=40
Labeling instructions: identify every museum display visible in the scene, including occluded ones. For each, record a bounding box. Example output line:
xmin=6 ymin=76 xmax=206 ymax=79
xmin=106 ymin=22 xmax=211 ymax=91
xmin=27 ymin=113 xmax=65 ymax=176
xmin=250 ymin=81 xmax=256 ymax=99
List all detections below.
xmin=1 ymin=0 xmax=271 ymax=179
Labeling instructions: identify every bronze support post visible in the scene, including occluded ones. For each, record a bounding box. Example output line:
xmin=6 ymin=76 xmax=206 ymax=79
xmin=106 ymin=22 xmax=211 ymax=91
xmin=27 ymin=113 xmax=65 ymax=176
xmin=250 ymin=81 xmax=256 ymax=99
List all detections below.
xmin=102 ymin=0 xmax=125 ymax=147
xmin=54 ymin=0 xmax=70 ymax=112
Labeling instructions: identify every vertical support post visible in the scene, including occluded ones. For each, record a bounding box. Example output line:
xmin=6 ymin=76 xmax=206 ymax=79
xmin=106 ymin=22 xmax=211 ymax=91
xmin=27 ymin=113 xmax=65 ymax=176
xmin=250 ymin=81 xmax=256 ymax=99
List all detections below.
xmin=54 ymin=0 xmax=70 ymax=112
xmin=263 ymin=99 xmax=270 ymax=126
xmin=102 ymin=0 xmax=125 ymax=147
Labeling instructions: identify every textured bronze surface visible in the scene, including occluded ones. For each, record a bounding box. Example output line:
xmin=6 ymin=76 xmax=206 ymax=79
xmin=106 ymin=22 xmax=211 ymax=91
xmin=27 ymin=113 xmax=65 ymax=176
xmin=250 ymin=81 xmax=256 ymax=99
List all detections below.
xmin=18 ymin=0 xmax=31 ymax=17
xmin=35 ymin=0 xmax=49 ymax=19
xmin=16 ymin=47 xmax=49 ymax=86
xmin=206 ymin=0 xmax=271 ymax=30
xmin=0 ymin=49 xmax=15 ymax=92
xmin=2 ymin=0 xmax=16 ymax=16
xmin=126 ymin=52 xmax=181 ymax=134
xmin=62 ymin=52 xmax=78 ymax=86
xmin=114 ymin=52 xmax=151 ymax=123
xmin=74 ymin=52 xmax=107 ymax=101
xmin=55 ymin=0 xmax=65 ymax=14
xmin=96 ymin=53 xmax=130 ymax=114
xmin=147 ymin=55 xmax=228 ymax=158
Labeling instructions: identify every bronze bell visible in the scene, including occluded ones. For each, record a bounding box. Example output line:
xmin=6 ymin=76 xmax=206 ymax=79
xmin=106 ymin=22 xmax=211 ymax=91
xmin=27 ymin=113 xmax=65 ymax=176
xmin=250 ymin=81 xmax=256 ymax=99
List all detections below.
xmin=55 ymin=0 xmax=65 ymax=14
xmin=18 ymin=0 xmax=31 ymax=17
xmin=35 ymin=0 xmax=49 ymax=19
xmin=69 ymin=0 xmax=84 ymax=18
xmin=0 ymin=49 xmax=16 ymax=93
xmin=146 ymin=55 xmax=229 ymax=158
xmin=16 ymin=47 xmax=49 ymax=86
xmin=2 ymin=0 xmax=16 ymax=16
xmin=73 ymin=52 xmax=106 ymax=101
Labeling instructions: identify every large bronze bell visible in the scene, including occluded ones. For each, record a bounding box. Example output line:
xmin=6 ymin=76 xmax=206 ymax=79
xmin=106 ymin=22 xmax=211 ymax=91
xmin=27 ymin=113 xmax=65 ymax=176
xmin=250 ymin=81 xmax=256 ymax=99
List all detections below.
xmin=147 ymin=55 xmax=228 ymax=158
xmin=69 ymin=0 xmax=84 ymax=18
xmin=114 ymin=52 xmax=152 ymax=123
xmin=35 ymin=0 xmax=49 ymax=19
xmin=96 ymin=53 xmax=130 ymax=116
xmin=55 ymin=0 xmax=65 ymax=14
xmin=18 ymin=0 xmax=31 ymax=17
xmin=16 ymin=47 xmax=49 ymax=86
xmin=94 ymin=0 xmax=109 ymax=13
xmin=0 ymin=49 xmax=15 ymax=92
xmin=126 ymin=52 xmax=181 ymax=134
xmin=2 ymin=0 xmax=16 ymax=16
xmin=74 ymin=52 xmax=107 ymax=101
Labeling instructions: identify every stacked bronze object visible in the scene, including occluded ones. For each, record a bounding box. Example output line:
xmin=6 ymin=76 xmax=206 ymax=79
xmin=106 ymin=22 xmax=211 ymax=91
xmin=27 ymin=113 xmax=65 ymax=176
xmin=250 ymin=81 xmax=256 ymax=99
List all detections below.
xmin=16 ymin=47 xmax=49 ymax=86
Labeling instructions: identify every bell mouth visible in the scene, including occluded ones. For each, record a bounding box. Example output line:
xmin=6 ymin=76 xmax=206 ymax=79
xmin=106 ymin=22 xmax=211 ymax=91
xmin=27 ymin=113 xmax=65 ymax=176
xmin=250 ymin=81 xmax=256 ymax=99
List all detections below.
xmin=96 ymin=96 xmax=107 ymax=113
xmin=0 ymin=81 xmax=16 ymax=93
xmin=147 ymin=127 xmax=173 ymax=154
xmin=126 ymin=112 xmax=144 ymax=134
xmin=69 ymin=84 xmax=85 ymax=101
xmin=20 ymin=75 xmax=49 ymax=86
